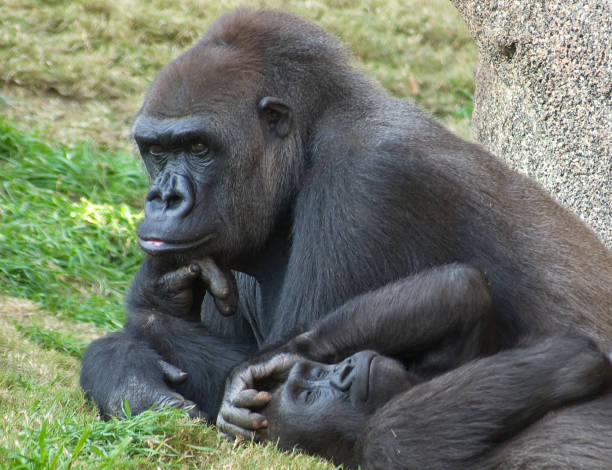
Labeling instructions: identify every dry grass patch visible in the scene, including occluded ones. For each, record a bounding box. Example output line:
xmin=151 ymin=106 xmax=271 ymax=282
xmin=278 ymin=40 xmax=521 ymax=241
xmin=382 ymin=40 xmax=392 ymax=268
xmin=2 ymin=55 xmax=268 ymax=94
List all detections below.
xmin=0 ymin=296 xmax=338 ymax=469
xmin=1 ymin=0 xmax=475 ymax=148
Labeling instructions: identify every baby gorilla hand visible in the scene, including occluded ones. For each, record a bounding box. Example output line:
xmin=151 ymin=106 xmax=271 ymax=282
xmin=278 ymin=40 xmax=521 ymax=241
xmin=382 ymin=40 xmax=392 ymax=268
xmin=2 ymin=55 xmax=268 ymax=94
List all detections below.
xmin=216 ymin=353 xmax=301 ymax=439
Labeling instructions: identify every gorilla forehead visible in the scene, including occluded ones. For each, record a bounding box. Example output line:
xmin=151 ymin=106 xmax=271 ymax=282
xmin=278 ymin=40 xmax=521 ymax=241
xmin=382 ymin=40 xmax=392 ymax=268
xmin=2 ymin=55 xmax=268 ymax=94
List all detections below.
xmin=139 ymin=42 xmax=263 ymax=119
xmin=138 ymin=9 xmax=350 ymax=119
xmin=204 ymin=8 xmax=343 ymax=59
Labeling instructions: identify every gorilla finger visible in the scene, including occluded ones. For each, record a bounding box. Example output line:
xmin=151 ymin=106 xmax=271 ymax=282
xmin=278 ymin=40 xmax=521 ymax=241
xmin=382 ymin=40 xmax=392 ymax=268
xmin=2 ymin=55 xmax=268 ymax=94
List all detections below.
xmin=197 ymin=258 xmax=239 ymax=316
xmin=217 ymin=417 xmax=257 ymax=440
xmin=220 ymin=405 xmax=268 ymax=430
xmin=159 ymin=265 xmax=200 ymax=291
xmin=198 ymin=257 xmax=230 ymax=299
xmin=219 ymin=267 xmax=238 ymax=316
xmin=232 ymin=389 xmax=272 ymax=408
xmin=214 ymin=296 xmax=237 ymax=317
xmin=180 ymin=399 xmax=203 ymax=419
xmin=158 ymin=360 xmax=189 ymax=384
xmin=156 ymin=391 xmax=198 ymax=415
xmin=252 ymin=353 xmax=301 ymax=380
xmin=228 ymin=366 xmax=255 ymax=391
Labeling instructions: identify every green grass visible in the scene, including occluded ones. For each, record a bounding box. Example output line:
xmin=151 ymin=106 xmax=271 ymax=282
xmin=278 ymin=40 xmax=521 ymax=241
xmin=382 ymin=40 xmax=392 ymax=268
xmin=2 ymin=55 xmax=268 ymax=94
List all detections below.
xmin=0 ymin=1 xmax=476 ymax=468
xmin=0 ymin=304 xmax=336 ymax=469
xmin=0 ymin=118 xmax=146 ymax=329
xmin=13 ymin=323 xmax=87 ymax=358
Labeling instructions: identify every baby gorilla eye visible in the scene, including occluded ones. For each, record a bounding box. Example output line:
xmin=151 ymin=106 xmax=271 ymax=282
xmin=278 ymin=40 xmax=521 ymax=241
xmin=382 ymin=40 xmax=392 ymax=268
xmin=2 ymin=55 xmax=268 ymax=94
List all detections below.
xmin=312 ymin=366 xmax=327 ymax=379
xmin=190 ymin=142 xmax=208 ymax=156
xmin=300 ymin=389 xmax=321 ymax=405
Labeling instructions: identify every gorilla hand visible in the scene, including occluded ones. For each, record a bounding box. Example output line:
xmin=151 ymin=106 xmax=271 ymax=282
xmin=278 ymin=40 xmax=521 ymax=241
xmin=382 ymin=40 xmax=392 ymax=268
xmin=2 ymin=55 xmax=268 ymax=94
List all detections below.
xmin=196 ymin=257 xmax=239 ymax=316
xmin=150 ymin=360 xmax=202 ymax=417
xmin=217 ymin=353 xmax=301 ymax=439
xmin=128 ymin=255 xmax=238 ymax=319
xmin=82 ymin=341 xmax=202 ymax=418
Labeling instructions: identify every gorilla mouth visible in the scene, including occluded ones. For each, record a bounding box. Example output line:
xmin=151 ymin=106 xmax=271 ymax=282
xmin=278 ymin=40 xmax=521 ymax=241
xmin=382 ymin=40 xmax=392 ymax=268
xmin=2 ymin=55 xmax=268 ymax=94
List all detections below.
xmin=349 ymin=351 xmax=378 ymax=405
xmin=138 ymin=234 xmax=214 ymax=255
xmin=364 ymin=353 xmax=377 ymax=402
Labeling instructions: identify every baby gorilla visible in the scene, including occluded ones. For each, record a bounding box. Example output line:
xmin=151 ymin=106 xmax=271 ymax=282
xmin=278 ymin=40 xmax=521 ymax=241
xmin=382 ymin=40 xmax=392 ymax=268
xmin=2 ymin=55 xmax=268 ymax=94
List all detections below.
xmin=256 ymin=339 xmax=612 ymax=470
xmin=258 ymin=350 xmax=411 ymax=462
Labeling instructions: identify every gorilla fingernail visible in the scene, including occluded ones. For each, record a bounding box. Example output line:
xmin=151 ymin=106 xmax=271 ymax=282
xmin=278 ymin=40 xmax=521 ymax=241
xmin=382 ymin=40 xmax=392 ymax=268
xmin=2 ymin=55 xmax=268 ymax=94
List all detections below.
xmin=214 ymin=297 xmax=237 ymax=316
xmin=188 ymin=263 xmax=200 ymax=275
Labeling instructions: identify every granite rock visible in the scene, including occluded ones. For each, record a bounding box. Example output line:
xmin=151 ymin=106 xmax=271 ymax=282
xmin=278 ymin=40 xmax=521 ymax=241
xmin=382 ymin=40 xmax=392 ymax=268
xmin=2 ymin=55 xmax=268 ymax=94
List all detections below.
xmin=451 ymin=0 xmax=611 ymax=247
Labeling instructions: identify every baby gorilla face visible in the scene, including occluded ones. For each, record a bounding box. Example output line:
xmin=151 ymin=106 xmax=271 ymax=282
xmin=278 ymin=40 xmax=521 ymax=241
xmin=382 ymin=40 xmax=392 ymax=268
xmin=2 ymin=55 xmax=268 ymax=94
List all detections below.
xmin=260 ymin=350 xmax=413 ymax=465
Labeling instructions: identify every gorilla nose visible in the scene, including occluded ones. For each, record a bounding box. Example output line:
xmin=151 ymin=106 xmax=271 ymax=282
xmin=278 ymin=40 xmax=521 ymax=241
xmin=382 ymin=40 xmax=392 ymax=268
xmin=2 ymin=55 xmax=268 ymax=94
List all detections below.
xmin=145 ymin=172 xmax=194 ymax=218
xmin=330 ymin=357 xmax=356 ymax=391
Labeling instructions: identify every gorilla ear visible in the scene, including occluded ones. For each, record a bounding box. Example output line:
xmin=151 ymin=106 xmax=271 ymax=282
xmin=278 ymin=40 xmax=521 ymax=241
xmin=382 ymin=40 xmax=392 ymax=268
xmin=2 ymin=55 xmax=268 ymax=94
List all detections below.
xmin=258 ymin=97 xmax=292 ymax=138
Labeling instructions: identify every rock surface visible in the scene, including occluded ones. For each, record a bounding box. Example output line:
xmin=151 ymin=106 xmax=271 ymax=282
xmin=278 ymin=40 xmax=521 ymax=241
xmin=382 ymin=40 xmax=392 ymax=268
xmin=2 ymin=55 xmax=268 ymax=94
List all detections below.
xmin=451 ymin=0 xmax=611 ymax=247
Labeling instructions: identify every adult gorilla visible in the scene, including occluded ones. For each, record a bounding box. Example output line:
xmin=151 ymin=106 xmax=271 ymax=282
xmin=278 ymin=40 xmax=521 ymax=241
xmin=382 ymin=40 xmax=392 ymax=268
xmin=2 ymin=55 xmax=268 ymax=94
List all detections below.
xmin=81 ymin=7 xmax=612 ymax=439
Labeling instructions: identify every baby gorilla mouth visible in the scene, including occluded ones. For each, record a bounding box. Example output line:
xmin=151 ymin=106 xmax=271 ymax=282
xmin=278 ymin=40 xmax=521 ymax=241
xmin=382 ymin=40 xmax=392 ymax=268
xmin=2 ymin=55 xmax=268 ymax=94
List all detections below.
xmin=352 ymin=351 xmax=378 ymax=404
xmin=328 ymin=351 xmax=379 ymax=406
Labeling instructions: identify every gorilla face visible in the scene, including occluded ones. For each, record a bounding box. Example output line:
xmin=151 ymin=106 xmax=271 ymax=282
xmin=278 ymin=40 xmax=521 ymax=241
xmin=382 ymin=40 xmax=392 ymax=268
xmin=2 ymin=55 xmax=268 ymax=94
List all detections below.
xmin=131 ymin=31 xmax=302 ymax=268
xmin=261 ymin=351 xmax=413 ymax=464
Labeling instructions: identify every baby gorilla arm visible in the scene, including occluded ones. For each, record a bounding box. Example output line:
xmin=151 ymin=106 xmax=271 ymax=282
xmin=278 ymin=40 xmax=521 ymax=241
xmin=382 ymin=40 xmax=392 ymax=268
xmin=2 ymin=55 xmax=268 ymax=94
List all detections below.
xmin=357 ymin=335 xmax=612 ymax=470
xmin=218 ymin=263 xmax=495 ymax=437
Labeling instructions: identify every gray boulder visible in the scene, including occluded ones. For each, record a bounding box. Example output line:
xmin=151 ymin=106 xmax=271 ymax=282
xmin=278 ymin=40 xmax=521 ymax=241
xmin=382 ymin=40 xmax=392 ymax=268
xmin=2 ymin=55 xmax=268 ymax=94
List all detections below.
xmin=451 ymin=0 xmax=611 ymax=247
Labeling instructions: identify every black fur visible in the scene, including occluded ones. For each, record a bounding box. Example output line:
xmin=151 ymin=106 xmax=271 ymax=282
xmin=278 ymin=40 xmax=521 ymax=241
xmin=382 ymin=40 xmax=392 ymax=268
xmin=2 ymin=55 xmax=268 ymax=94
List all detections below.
xmin=357 ymin=336 xmax=612 ymax=470
xmin=81 ymin=9 xmax=612 ymax=465
xmin=261 ymin=267 xmax=611 ymax=468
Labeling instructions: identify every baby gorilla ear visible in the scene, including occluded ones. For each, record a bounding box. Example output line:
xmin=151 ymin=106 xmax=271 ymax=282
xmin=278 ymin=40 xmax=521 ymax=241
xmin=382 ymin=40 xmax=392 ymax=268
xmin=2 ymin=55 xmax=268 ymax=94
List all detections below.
xmin=258 ymin=97 xmax=293 ymax=138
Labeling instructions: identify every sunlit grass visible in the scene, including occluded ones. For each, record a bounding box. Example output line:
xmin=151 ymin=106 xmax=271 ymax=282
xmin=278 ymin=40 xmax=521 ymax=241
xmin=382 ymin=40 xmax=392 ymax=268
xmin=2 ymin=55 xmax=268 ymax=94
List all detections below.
xmin=0 ymin=118 xmax=146 ymax=328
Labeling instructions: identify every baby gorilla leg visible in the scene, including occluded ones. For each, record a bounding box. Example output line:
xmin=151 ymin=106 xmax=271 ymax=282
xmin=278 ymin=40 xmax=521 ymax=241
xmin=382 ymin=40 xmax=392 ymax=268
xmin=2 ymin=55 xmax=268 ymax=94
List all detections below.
xmin=357 ymin=334 xmax=612 ymax=470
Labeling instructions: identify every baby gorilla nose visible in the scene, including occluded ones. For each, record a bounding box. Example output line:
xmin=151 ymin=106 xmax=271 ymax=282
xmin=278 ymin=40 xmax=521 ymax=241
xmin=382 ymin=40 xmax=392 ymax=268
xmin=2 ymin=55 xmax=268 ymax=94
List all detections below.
xmin=330 ymin=357 xmax=357 ymax=391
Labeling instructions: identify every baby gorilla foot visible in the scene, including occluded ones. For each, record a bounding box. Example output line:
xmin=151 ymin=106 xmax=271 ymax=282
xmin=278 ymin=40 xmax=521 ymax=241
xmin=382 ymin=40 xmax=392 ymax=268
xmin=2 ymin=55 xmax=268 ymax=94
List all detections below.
xmin=549 ymin=334 xmax=612 ymax=402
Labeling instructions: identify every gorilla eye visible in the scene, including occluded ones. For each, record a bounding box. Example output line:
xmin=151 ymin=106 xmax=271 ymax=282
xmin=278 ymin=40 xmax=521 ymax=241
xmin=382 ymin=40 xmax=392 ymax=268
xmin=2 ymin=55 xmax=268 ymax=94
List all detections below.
xmin=148 ymin=144 xmax=164 ymax=156
xmin=300 ymin=389 xmax=319 ymax=405
xmin=190 ymin=142 xmax=208 ymax=156
xmin=312 ymin=366 xmax=326 ymax=379
xmin=302 ymin=390 xmax=313 ymax=404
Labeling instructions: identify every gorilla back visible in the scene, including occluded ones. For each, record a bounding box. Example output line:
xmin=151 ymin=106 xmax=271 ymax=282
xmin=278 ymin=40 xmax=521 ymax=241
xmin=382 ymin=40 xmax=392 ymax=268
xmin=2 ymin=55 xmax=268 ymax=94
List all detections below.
xmin=133 ymin=9 xmax=611 ymax=342
xmin=82 ymin=7 xmax=612 ymax=445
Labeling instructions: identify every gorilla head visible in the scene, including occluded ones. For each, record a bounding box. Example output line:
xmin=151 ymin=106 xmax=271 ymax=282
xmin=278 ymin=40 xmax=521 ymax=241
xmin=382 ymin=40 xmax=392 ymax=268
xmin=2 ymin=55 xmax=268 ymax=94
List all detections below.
xmin=259 ymin=351 xmax=415 ymax=466
xmin=131 ymin=10 xmax=355 ymax=268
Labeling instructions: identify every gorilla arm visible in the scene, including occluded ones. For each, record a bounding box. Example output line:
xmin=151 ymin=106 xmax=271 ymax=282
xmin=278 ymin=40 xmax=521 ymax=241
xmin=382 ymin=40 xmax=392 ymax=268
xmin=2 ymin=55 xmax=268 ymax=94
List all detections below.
xmin=217 ymin=263 xmax=496 ymax=437
xmin=80 ymin=255 xmax=255 ymax=420
xmin=80 ymin=312 xmax=253 ymax=420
